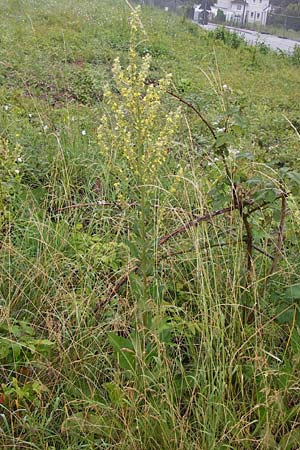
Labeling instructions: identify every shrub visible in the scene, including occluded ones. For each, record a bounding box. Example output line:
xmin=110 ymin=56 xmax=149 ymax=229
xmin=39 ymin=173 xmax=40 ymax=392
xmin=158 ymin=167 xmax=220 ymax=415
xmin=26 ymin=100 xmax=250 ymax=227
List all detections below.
xmin=291 ymin=44 xmax=300 ymax=65
xmin=210 ymin=26 xmax=245 ymax=48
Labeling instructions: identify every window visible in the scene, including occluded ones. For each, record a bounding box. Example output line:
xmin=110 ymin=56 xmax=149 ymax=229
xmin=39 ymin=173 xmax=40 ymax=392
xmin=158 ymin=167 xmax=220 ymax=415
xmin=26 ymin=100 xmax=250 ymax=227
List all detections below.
xmin=251 ymin=12 xmax=254 ymax=18
xmin=257 ymin=13 xmax=260 ymax=19
xmin=237 ymin=4 xmax=242 ymax=10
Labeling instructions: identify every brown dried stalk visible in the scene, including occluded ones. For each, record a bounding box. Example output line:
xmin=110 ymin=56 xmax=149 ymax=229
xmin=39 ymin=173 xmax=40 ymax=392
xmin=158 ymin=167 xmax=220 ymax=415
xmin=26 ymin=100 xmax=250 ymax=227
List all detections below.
xmin=159 ymin=205 xmax=239 ymax=245
xmin=242 ymin=213 xmax=254 ymax=276
xmin=166 ymin=90 xmax=216 ymax=140
xmin=94 ymin=265 xmax=139 ymax=313
xmin=267 ymin=192 xmax=288 ymax=279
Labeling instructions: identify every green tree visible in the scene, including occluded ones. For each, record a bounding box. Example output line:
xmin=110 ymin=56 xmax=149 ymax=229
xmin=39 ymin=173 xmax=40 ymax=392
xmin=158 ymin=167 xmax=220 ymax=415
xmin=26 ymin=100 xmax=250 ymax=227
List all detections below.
xmin=216 ymin=8 xmax=226 ymax=22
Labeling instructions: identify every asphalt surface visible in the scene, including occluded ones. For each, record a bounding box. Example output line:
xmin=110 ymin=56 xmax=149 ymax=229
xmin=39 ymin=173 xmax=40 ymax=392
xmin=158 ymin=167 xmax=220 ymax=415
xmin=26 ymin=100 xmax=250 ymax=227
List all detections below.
xmin=198 ymin=23 xmax=300 ymax=53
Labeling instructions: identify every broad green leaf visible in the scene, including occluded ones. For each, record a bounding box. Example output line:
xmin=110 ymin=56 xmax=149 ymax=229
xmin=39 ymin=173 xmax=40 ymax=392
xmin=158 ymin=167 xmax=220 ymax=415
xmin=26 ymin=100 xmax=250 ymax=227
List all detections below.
xmin=214 ymin=133 xmax=234 ymax=148
xmin=11 ymin=342 xmax=21 ymax=360
xmin=287 ymin=171 xmax=300 ymax=184
xmin=61 ymin=411 xmax=122 ymax=438
xmin=0 ymin=341 xmax=10 ymax=360
xmin=252 ymin=189 xmax=277 ymax=203
xmin=102 ymin=381 xmax=125 ymax=406
xmin=108 ymin=332 xmax=136 ymax=371
xmin=285 ymin=284 xmax=300 ymax=300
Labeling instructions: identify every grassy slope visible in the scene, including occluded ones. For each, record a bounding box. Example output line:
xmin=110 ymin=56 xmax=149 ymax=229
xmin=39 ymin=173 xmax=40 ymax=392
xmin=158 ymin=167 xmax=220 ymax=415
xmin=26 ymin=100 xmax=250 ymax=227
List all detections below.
xmin=1 ymin=1 xmax=300 ymax=449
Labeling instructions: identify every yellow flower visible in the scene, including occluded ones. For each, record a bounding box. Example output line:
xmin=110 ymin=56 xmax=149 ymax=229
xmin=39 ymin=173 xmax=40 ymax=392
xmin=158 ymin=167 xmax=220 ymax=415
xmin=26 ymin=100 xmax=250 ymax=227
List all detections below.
xmin=98 ymin=7 xmax=180 ymax=189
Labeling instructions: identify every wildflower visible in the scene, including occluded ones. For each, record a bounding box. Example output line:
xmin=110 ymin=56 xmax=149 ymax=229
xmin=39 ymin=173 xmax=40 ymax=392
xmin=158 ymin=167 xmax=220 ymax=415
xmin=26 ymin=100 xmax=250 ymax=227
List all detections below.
xmin=4 ymin=105 xmax=9 ymax=111
xmin=28 ymin=113 xmax=32 ymax=118
xmin=43 ymin=125 xmax=48 ymax=132
xmin=15 ymin=169 xmax=20 ymax=175
xmin=17 ymin=157 xmax=23 ymax=163
xmin=98 ymin=7 xmax=180 ymax=190
xmin=228 ymin=146 xmax=239 ymax=156
xmin=81 ymin=130 xmax=86 ymax=136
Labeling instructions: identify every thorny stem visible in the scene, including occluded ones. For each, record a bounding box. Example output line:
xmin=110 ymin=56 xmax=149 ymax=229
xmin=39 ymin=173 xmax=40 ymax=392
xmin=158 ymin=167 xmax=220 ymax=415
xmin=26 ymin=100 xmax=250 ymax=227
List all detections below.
xmin=159 ymin=205 xmax=244 ymax=245
xmin=166 ymin=90 xmax=217 ymax=140
xmin=267 ymin=192 xmax=287 ymax=280
xmin=94 ymin=265 xmax=139 ymax=313
xmin=242 ymin=213 xmax=255 ymax=277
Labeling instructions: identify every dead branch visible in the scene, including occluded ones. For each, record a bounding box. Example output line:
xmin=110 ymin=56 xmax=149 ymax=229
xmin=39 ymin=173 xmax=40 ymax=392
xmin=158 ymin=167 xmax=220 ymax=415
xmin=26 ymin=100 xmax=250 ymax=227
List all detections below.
xmin=267 ymin=192 xmax=288 ymax=279
xmin=166 ymin=90 xmax=216 ymax=140
xmin=94 ymin=265 xmax=139 ymax=313
xmin=252 ymin=243 xmax=274 ymax=260
xmin=242 ymin=213 xmax=255 ymax=277
xmin=159 ymin=205 xmax=237 ymax=245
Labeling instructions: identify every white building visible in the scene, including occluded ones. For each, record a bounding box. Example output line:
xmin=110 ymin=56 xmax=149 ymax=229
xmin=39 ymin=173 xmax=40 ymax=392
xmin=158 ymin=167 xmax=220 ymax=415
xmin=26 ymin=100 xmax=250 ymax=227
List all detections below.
xmin=195 ymin=0 xmax=271 ymax=26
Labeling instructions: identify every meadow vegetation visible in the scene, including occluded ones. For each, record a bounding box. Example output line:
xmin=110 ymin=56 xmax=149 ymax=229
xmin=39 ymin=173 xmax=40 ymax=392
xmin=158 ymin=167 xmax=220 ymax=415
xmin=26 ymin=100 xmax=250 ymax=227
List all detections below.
xmin=1 ymin=0 xmax=300 ymax=448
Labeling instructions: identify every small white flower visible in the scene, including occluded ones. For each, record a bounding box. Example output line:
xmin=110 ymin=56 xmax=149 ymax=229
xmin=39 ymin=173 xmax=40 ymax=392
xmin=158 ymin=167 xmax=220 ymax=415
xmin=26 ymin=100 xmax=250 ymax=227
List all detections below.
xmin=28 ymin=113 xmax=32 ymax=118
xmin=228 ymin=146 xmax=240 ymax=156
xmin=81 ymin=129 xmax=86 ymax=136
xmin=4 ymin=105 xmax=9 ymax=111
xmin=223 ymin=84 xmax=228 ymax=91
xmin=15 ymin=169 xmax=20 ymax=175
xmin=43 ymin=125 xmax=48 ymax=131
xmin=17 ymin=157 xmax=23 ymax=163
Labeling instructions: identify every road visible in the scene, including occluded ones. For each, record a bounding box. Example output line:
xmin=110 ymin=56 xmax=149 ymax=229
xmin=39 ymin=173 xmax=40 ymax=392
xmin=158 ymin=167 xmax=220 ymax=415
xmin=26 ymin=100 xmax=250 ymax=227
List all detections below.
xmin=198 ymin=23 xmax=300 ymax=54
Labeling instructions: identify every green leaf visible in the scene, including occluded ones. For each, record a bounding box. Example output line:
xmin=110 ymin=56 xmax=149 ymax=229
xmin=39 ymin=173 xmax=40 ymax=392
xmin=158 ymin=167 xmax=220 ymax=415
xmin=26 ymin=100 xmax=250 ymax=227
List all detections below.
xmin=122 ymin=238 xmax=139 ymax=258
xmin=0 ymin=341 xmax=10 ymax=360
xmin=214 ymin=133 xmax=234 ymax=148
xmin=276 ymin=308 xmax=295 ymax=325
xmin=11 ymin=342 xmax=21 ymax=360
xmin=252 ymin=189 xmax=277 ymax=203
xmin=61 ymin=411 xmax=122 ymax=438
xmin=19 ymin=321 xmax=35 ymax=336
xmin=102 ymin=381 xmax=125 ymax=406
xmin=108 ymin=332 xmax=136 ymax=372
xmin=287 ymin=171 xmax=300 ymax=184
xmin=285 ymin=284 xmax=300 ymax=300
